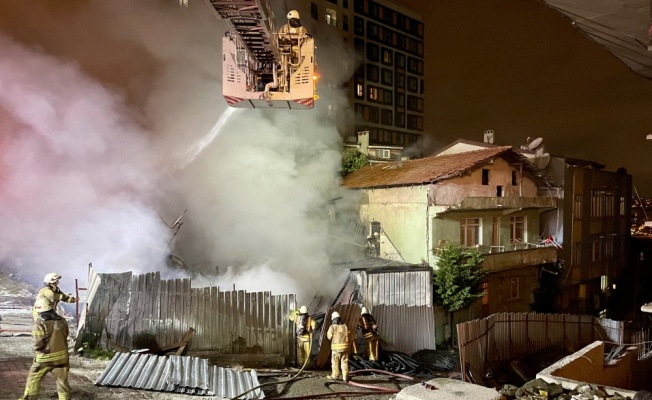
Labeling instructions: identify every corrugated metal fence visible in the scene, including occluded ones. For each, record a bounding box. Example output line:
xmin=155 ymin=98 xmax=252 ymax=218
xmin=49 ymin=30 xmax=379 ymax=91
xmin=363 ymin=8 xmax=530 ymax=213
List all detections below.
xmin=456 ymin=312 xmax=646 ymax=383
xmin=77 ymin=267 xmax=296 ymax=364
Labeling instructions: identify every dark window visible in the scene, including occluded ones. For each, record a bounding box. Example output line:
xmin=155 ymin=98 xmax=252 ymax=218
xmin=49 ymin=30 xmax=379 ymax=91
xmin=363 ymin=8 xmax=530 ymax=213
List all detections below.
xmin=497 ymin=186 xmax=503 ymax=197
xmin=407 ymin=95 xmax=423 ymax=112
xmin=381 ymin=109 xmax=393 ymax=125
xmin=381 ymin=68 xmax=392 ymax=86
xmin=396 ymin=73 xmax=405 ymax=89
xmin=367 ymin=22 xmax=379 ymax=40
xmin=327 ymin=0 xmax=337 ymax=4
xmin=407 ymin=114 xmax=423 ymax=130
xmin=366 ymin=43 xmax=379 ymax=62
xmin=368 ymin=106 xmax=379 ymax=123
xmin=407 ymin=76 xmax=418 ymax=92
xmin=482 ymin=169 xmax=489 ymax=185
xmin=395 ymin=92 xmax=405 ymax=108
xmin=512 ymin=171 xmax=517 ymax=185
xmin=354 ymin=38 xmax=364 ymax=52
xmin=354 ymin=16 xmax=364 ymax=36
xmin=343 ymin=0 xmax=349 ymax=8
xmin=366 ymin=64 xmax=379 ymax=82
xmin=311 ymin=2 xmax=318 ymax=20
xmin=394 ymin=112 xmax=405 ymax=128
xmin=395 ymin=53 xmax=405 ymax=69
xmin=343 ymin=15 xmax=349 ymax=31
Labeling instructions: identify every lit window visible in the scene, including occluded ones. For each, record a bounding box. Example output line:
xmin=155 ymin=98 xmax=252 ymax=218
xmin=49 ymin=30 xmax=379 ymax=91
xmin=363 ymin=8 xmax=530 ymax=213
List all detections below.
xmin=368 ymin=87 xmax=378 ymax=101
xmin=325 ymin=8 xmax=337 ymax=27
xmin=356 ymin=83 xmax=363 ymax=97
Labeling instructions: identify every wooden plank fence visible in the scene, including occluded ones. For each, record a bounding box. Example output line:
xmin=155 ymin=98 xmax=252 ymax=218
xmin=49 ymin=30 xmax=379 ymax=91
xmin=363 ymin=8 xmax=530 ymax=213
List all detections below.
xmin=76 ymin=267 xmax=297 ymax=364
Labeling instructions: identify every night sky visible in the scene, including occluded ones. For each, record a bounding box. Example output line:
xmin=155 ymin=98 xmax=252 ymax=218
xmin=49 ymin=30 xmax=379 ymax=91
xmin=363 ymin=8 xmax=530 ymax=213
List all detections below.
xmin=400 ymin=0 xmax=652 ymax=196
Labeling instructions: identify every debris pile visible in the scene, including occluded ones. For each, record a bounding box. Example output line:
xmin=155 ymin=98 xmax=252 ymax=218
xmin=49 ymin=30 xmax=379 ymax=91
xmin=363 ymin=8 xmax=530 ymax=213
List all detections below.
xmin=499 ymin=379 xmax=634 ymax=400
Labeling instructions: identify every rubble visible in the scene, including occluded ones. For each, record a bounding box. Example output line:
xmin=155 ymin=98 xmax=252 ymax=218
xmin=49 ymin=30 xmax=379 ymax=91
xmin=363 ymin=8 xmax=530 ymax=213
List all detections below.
xmin=499 ymin=379 xmax=634 ymax=400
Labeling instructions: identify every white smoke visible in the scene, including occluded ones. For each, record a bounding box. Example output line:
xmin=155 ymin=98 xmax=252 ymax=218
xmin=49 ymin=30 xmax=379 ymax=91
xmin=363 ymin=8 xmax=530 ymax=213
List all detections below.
xmin=0 ymin=1 xmax=358 ymax=302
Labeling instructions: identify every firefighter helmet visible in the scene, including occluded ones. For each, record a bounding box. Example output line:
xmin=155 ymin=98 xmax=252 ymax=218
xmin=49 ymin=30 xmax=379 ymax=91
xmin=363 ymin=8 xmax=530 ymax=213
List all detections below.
xmin=287 ymin=10 xmax=300 ymax=20
xmin=331 ymin=311 xmax=340 ymax=320
xmin=299 ymin=305 xmax=308 ymax=314
xmin=361 ymin=307 xmax=368 ymax=315
xmin=44 ymin=272 xmax=62 ymax=285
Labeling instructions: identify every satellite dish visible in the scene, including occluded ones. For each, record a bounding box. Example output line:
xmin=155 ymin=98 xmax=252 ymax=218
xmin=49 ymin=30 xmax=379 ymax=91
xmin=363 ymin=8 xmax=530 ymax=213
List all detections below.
xmin=537 ymin=153 xmax=551 ymax=169
xmin=527 ymin=137 xmax=543 ymax=151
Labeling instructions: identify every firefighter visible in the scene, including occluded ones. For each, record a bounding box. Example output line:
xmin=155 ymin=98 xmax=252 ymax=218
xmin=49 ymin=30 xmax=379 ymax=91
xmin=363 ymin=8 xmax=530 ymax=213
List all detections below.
xmin=278 ymin=10 xmax=307 ymax=65
xmin=20 ymin=309 xmax=72 ymax=400
xmin=357 ymin=307 xmax=380 ymax=361
xmin=32 ymin=273 xmax=78 ymax=321
xmin=291 ymin=305 xmax=316 ymax=367
xmin=326 ymin=311 xmax=350 ymax=382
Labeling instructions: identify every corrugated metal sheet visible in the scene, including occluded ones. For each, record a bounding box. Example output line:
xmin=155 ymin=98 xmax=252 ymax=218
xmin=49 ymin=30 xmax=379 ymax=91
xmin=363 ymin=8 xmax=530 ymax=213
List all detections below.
xmin=96 ymin=352 xmax=264 ymax=398
xmin=456 ymin=312 xmax=627 ymax=384
xmin=373 ymin=304 xmax=436 ymax=354
xmin=316 ymin=304 xmax=361 ymax=367
xmin=77 ymin=266 xmax=296 ymax=364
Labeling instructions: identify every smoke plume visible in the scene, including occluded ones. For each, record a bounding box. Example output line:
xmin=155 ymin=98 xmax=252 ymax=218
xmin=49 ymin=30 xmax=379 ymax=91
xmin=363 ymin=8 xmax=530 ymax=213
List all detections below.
xmin=0 ymin=1 xmax=357 ymax=302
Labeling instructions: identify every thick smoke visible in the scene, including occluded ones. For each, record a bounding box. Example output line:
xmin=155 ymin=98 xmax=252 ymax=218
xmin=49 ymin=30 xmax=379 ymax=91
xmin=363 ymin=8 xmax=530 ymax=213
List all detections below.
xmin=0 ymin=1 xmax=358 ymax=302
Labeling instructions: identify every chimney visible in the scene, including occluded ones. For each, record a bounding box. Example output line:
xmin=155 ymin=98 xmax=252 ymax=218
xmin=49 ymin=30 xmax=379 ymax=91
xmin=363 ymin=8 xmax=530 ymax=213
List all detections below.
xmin=357 ymin=130 xmax=370 ymax=155
xmin=483 ymin=129 xmax=495 ymax=144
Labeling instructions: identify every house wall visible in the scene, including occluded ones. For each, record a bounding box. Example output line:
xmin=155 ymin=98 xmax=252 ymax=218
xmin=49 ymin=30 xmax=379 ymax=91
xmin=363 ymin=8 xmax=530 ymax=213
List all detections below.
xmin=538 ymin=341 xmax=638 ymax=394
xmin=430 ymin=158 xmax=538 ymax=206
xmin=358 ymin=185 xmax=431 ymax=265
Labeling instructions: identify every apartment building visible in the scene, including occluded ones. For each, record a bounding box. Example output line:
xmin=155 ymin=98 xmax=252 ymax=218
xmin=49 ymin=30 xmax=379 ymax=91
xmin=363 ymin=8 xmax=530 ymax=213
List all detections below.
xmin=289 ymin=0 xmax=425 ymax=160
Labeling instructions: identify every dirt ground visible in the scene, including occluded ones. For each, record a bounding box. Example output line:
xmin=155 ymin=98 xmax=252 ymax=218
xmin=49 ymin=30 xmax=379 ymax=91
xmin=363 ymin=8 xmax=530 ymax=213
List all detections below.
xmin=0 ymin=269 xmax=415 ymax=399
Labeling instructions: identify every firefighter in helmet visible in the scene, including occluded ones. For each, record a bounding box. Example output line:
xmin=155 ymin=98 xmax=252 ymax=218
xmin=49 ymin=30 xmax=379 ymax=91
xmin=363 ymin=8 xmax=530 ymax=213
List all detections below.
xmin=357 ymin=306 xmax=380 ymax=361
xmin=290 ymin=305 xmax=316 ymax=367
xmin=20 ymin=308 xmax=72 ymax=399
xmin=326 ymin=311 xmax=350 ymax=381
xmin=32 ymin=273 xmax=78 ymax=321
xmin=278 ymin=10 xmax=307 ymax=65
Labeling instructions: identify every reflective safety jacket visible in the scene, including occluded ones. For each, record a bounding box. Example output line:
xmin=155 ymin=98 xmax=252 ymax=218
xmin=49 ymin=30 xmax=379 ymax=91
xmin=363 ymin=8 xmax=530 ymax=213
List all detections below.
xmin=327 ymin=322 xmax=350 ymax=353
xmin=358 ymin=314 xmax=379 ymax=340
xmin=32 ymin=285 xmax=75 ymax=319
xmin=33 ymin=311 xmax=70 ymax=366
xmin=294 ymin=314 xmax=316 ymax=342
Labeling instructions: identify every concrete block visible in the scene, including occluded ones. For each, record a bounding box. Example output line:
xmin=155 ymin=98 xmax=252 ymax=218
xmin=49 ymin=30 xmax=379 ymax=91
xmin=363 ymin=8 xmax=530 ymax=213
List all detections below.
xmin=395 ymin=378 xmax=502 ymax=400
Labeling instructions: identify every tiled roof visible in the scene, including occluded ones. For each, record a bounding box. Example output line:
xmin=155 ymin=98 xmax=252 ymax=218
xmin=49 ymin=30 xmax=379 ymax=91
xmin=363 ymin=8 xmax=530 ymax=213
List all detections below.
xmin=342 ymin=146 xmax=516 ymax=189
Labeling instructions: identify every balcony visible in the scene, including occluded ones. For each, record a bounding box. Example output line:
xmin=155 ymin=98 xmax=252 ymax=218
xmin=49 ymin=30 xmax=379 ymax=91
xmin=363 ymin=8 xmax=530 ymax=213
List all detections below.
xmin=479 ymin=245 xmax=558 ymax=273
xmin=439 ymin=196 xmax=557 ymax=214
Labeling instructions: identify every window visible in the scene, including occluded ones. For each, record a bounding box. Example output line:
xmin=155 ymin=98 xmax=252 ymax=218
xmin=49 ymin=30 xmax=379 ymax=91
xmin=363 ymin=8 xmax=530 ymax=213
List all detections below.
xmin=396 ymin=73 xmax=405 ymax=89
xmin=381 ymin=109 xmax=392 ymax=125
xmin=381 ymin=48 xmax=392 ymax=65
xmin=510 ymin=216 xmax=526 ymax=243
xmin=482 ymin=169 xmax=489 ymax=185
xmin=573 ymin=195 xmax=582 ymax=219
xmin=327 ymin=0 xmax=337 ymax=3
xmin=508 ymin=278 xmax=520 ymax=300
xmin=381 ymin=69 xmax=392 ymax=86
xmin=407 ymin=76 xmax=418 ymax=93
xmin=406 ymin=114 xmax=422 ymax=130
xmin=366 ymin=64 xmax=379 ymax=82
xmin=343 ymin=0 xmax=348 ymax=8
xmin=407 ymin=95 xmax=423 ymax=112
xmin=367 ymin=43 xmax=379 ymax=62
xmin=368 ymin=86 xmax=378 ymax=101
xmin=325 ymin=8 xmax=337 ymax=27
xmin=572 ymin=242 xmax=582 ymax=266
xmin=511 ymin=171 xmax=517 ymax=185
xmin=591 ymin=234 xmax=602 ymax=262
xmin=310 ymin=2 xmax=318 ymax=20
xmin=367 ymin=22 xmax=378 ymax=40
xmin=354 ymin=16 xmax=364 ymax=35
xmin=355 ymin=83 xmax=363 ymax=98
xmin=620 ymin=196 xmax=625 ymax=216
xmin=496 ymin=186 xmax=503 ymax=197
xmin=460 ymin=218 xmax=480 ymax=247
xmin=343 ymin=15 xmax=349 ymax=31
xmin=395 ymin=92 xmax=405 ymax=108
xmin=378 ymin=149 xmax=391 ymax=159
xmin=394 ymin=112 xmax=405 ymax=128
xmin=395 ymin=53 xmax=405 ymax=69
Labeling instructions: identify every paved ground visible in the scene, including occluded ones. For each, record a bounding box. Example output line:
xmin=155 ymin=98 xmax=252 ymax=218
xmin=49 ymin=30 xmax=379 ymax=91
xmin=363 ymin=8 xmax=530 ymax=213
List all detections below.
xmin=0 ymin=269 xmax=419 ymax=399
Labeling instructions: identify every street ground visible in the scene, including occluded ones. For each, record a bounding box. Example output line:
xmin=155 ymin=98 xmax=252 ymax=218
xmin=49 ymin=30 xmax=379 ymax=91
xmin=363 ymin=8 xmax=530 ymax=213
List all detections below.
xmin=0 ymin=269 xmax=419 ymax=399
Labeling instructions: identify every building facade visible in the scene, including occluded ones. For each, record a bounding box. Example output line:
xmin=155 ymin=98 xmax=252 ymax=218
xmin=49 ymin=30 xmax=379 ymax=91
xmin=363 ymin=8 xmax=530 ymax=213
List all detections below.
xmin=290 ymin=0 xmax=425 ymax=159
xmin=342 ymin=145 xmax=559 ymax=329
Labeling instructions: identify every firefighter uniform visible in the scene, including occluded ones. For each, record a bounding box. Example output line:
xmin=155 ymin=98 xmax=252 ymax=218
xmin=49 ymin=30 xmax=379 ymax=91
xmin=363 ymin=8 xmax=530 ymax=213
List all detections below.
xmin=292 ymin=306 xmax=316 ymax=367
xmin=20 ymin=310 xmax=71 ymax=400
xmin=358 ymin=308 xmax=380 ymax=361
xmin=32 ymin=286 xmax=76 ymax=320
xmin=326 ymin=312 xmax=350 ymax=381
